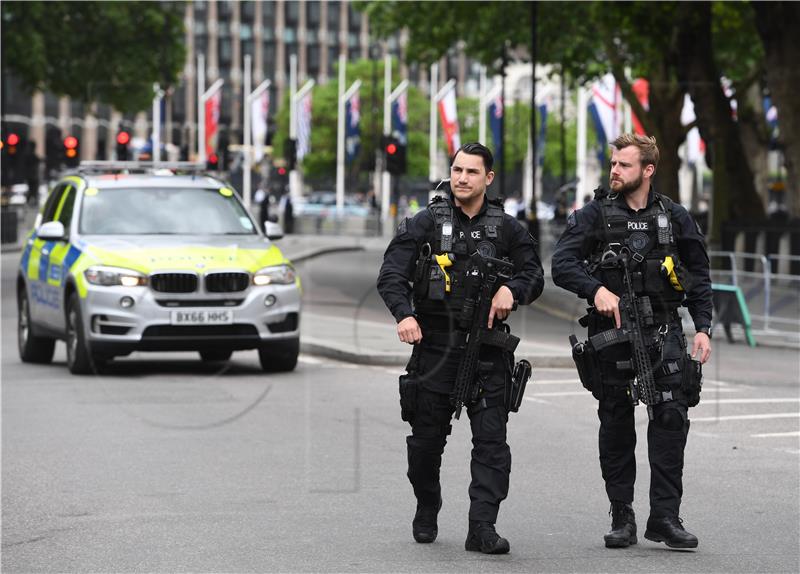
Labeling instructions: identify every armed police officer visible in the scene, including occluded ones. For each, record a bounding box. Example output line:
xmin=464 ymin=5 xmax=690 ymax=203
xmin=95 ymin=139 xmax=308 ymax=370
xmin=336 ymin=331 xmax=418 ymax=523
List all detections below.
xmin=377 ymin=142 xmax=543 ymax=554
xmin=552 ymin=134 xmax=712 ymax=550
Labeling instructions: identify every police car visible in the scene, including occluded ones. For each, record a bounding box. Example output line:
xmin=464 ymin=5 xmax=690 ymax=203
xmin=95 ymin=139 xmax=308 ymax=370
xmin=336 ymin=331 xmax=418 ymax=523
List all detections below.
xmin=17 ymin=162 xmax=301 ymax=374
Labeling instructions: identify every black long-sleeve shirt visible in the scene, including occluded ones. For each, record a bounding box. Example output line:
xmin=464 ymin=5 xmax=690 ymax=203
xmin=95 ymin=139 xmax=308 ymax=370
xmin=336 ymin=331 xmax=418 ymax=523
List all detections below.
xmin=551 ymin=190 xmax=713 ymax=332
xmin=377 ymin=195 xmax=544 ymax=324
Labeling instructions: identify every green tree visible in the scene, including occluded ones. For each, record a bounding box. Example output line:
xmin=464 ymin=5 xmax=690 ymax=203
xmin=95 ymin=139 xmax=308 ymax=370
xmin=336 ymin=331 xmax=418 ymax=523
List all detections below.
xmin=362 ymin=0 xmax=777 ymax=241
xmin=1 ymin=1 xmax=185 ymax=113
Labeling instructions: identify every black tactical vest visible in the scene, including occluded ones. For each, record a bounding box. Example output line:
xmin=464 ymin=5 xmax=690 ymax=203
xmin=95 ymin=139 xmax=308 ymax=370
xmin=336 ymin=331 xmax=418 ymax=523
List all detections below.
xmin=589 ymin=190 xmax=685 ymax=312
xmin=413 ymin=195 xmax=508 ymax=321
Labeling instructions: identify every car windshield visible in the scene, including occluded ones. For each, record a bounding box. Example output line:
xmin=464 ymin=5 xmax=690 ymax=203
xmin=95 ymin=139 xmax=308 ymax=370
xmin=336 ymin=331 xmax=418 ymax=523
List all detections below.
xmin=79 ymin=187 xmax=258 ymax=235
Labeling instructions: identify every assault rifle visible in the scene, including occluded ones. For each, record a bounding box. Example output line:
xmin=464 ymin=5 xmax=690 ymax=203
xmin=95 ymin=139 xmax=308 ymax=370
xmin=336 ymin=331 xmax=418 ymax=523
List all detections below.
xmin=450 ymin=253 xmax=520 ymax=420
xmin=617 ymin=249 xmax=658 ymax=420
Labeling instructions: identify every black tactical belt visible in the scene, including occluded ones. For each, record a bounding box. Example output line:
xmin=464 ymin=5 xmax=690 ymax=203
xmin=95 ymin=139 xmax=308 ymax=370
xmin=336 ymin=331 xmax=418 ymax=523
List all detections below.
xmin=424 ymin=331 xmax=468 ymax=347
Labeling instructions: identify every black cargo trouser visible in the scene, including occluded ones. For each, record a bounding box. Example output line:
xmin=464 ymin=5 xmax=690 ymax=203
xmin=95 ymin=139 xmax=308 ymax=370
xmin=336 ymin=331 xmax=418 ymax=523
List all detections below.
xmin=405 ymin=342 xmax=511 ymax=524
xmin=592 ymin=321 xmax=691 ymax=519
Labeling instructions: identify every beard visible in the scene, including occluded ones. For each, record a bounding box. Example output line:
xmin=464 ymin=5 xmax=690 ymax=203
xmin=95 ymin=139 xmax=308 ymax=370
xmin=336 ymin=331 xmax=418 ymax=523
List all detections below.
xmin=610 ymin=171 xmax=643 ymax=195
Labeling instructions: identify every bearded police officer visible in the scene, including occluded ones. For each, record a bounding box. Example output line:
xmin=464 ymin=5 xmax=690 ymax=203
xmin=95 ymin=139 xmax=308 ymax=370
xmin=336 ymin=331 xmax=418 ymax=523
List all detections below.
xmin=378 ymin=142 xmax=543 ymax=554
xmin=552 ymin=134 xmax=712 ymax=550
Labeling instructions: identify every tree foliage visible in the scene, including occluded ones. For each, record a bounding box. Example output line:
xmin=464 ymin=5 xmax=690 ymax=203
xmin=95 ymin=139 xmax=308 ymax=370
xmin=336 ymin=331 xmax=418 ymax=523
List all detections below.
xmin=360 ymin=0 xmax=788 ymax=238
xmin=1 ymin=1 xmax=185 ymax=113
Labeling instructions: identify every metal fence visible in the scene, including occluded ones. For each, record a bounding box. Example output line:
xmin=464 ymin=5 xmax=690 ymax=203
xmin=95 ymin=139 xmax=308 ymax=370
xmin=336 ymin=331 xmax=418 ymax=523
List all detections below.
xmin=709 ymin=250 xmax=800 ymax=341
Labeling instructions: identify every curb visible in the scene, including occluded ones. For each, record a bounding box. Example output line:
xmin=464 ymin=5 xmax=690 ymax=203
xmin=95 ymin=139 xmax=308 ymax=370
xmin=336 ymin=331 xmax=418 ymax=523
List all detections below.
xmin=300 ymin=337 xmax=575 ymax=368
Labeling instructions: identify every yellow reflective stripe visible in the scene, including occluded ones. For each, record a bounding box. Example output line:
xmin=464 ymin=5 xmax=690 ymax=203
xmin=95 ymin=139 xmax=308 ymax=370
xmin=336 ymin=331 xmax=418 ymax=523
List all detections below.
xmin=52 ymin=184 xmax=73 ymax=221
xmin=75 ymin=267 xmax=89 ymax=298
xmin=46 ymin=243 xmax=70 ymax=285
xmin=27 ymin=239 xmax=43 ymax=280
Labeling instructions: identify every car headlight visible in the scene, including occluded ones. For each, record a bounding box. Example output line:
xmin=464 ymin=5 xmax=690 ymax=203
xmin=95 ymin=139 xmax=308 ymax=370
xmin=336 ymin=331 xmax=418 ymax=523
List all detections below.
xmin=253 ymin=264 xmax=296 ymax=286
xmin=85 ymin=266 xmax=148 ymax=287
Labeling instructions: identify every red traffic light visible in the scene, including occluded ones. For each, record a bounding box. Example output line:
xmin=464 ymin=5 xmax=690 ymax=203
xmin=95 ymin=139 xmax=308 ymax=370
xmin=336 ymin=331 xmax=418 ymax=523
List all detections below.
xmin=208 ymin=153 xmax=218 ymax=164
xmin=277 ymin=167 xmax=287 ymax=176
xmin=386 ymin=142 xmax=398 ymax=155
xmin=64 ymin=136 xmax=78 ymax=149
xmin=116 ymin=131 xmax=130 ymax=145
xmin=7 ymin=133 xmax=19 ymax=146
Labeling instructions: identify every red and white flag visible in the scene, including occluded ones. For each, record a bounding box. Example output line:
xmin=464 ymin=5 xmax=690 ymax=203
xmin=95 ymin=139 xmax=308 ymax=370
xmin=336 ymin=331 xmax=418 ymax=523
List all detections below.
xmin=205 ymin=90 xmax=221 ymax=158
xmin=438 ymin=87 xmax=461 ymax=156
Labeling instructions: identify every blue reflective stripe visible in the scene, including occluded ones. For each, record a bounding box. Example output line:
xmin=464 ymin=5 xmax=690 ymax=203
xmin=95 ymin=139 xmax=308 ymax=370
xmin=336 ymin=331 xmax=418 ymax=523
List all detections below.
xmin=20 ymin=243 xmax=32 ymax=276
xmin=38 ymin=241 xmax=55 ymax=281
xmin=62 ymin=245 xmax=82 ymax=271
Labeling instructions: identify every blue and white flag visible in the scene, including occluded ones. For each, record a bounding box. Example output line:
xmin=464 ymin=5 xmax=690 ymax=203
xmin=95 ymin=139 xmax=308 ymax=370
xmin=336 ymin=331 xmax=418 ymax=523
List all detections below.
xmin=345 ymin=90 xmax=361 ymax=164
xmin=296 ymin=92 xmax=312 ymax=161
xmin=391 ymin=92 xmax=408 ymax=146
xmin=489 ymin=93 xmax=503 ymax=167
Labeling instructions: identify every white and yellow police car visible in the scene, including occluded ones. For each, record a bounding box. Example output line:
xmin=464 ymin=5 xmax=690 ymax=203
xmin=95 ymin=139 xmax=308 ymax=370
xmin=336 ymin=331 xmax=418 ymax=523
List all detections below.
xmin=17 ymin=162 xmax=301 ymax=374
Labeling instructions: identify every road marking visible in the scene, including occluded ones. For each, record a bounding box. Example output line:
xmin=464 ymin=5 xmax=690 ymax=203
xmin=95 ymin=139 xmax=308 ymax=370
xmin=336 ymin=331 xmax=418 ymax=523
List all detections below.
xmin=299 ymin=355 xmax=325 ymax=364
xmin=696 ymin=398 xmax=800 ymax=404
xmin=691 ymin=412 xmax=800 ymax=422
xmin=751 ymin=431 xmax=800 ymax=438
xmin=532 ymin=379 xmax=581 ymax=385
xmin=528 ymin=391 xmax=589 ymax=397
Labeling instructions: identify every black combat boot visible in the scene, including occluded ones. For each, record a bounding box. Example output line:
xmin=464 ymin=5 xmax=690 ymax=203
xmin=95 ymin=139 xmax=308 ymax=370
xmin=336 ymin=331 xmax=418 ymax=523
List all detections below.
xmin=604 ymin=501 xmax=637 ymax=548
xmin=464 ymin=520 xmax=510 ymax=554
xmin=644 ymin=516 xmax=698 ymax=549
xmin=412 ymin=497 xmax=442 ymax=543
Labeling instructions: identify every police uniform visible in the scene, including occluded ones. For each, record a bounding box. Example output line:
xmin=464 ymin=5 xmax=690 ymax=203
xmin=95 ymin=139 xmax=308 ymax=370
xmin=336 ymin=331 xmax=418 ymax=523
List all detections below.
xmin=552 ymin=187 xmax=712 ymax=533
xmin=377 ymin=192 xmax=543 ymax=528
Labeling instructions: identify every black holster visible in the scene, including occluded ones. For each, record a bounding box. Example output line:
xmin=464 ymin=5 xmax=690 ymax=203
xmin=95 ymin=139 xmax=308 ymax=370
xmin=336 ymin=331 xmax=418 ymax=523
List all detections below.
xmin=507 ymin=359 xmax=532 ymax=412
xmin=569 ymin=334 xmax=604 ymax=401
xmin=680 ymin=354 xmax=703 ymax=407
xmin=399 ymin=346 xmax=421 ymax=422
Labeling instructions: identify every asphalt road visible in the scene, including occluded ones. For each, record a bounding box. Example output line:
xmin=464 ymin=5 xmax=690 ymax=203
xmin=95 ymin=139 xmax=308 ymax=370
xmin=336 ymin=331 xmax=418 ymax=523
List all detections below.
xmin=2 ymin=249 xmax=800 ymax=573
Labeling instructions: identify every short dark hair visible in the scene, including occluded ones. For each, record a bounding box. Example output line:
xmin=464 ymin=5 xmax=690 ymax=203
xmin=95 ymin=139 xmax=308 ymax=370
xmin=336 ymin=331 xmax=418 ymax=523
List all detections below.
xmin=610 ymin=133 xmax=660 ymax=172
xmin=451 ymin=142 xmax=494 ymax=173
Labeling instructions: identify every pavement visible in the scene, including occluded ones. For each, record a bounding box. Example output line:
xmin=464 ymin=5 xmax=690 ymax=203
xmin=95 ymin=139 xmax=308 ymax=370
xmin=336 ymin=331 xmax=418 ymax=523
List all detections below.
xmin=3 ymin=206 xmax=797 ymax=369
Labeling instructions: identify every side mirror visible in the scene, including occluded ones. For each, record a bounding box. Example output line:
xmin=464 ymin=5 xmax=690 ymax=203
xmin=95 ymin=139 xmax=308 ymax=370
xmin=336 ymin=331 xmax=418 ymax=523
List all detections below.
xmin=37 ymin=221 xmax=66 ymax=241
xmin=264 ymin=221 xmax=284 ymax=240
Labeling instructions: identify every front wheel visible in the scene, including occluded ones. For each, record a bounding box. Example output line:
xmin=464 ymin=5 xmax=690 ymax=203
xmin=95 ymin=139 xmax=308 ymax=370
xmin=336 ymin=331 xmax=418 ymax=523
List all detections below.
xmin=258 ymin=337 xmax=299 ymax=373
xmin=18 ymin=289 xmax=55 ymax=363
xmin=66 ymin=292 xmax=95 ymax=375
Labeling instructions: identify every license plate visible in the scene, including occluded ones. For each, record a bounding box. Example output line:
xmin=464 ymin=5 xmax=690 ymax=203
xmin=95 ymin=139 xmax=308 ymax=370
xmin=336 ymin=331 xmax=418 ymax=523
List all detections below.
xmin=170 ymin=309 xmax=233 ymax=325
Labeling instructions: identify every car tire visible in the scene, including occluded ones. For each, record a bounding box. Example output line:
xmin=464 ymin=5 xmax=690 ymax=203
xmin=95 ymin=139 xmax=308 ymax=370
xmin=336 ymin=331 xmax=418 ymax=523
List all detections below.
xmin=17 ymin=289 xmax=56 ymax=363
xmin=258 ymin=337 xmax=299 ymax=373
xmin=66 ymin=292 xmax=94 ymax=375
xmin=199 ymin=349 xmax=233 ymax=362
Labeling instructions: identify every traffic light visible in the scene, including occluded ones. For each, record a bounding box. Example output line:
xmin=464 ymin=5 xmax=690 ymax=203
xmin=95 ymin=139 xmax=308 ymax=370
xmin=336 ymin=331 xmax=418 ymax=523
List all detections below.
xmin=383 ymin=135 xmax=406 ymax=175
xmin=116 ymin=130 xmax=130 ymax=161
xmin=285 ymin=138 xmax=297 ymax=171
xmin=63 ymin=135 xmax=80 ymax=168
xmin=206 ymin=152 xmax=219 ymax=171
xmin=6 ymin=133 xmax=20 ymax=157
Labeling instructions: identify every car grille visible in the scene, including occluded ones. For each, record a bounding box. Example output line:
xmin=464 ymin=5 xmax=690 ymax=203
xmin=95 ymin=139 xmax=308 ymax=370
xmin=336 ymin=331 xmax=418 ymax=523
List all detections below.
xmin=142 ymin=324 xmax=259 ymax=339
xmin=155 ymin=299 xmax=244 ymax=307
xmin=151 ymin=273 xmax=198 ymax=293
xmin=205 ymin=272 xmax=250 ymax=293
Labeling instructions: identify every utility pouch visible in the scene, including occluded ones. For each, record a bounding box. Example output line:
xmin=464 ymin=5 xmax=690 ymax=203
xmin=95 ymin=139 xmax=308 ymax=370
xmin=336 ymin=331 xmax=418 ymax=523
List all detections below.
xmin=398 ymin=374 xmax=418 ymax=422
xmin=413 ymin=243 xmax=432 ymax=298
xmin=681 ymin=354 xmax=703 ymax=407
xmin=569 ymin=334 xmax=604 ymax=401
xmin=428 ymin=262 xmax=446 ymax=300
xmin=508 ymin=359 xmax=532 ymax=413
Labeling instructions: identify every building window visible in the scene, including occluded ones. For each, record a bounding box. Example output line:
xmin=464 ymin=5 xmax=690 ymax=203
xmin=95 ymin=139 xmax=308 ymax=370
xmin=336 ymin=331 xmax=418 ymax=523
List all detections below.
xmin=308 ymin=1 xmax=320 ymax=26
xmin=285 ymin=27 xmax=296 ymax=44
xmin=306 ymin=29 xmax=318 ymax=44
xmin=240 ymin=23 xmax=252 ymax=40
xmin=220 ymin=39 xmax=232 ymax=65
xmin=328 ymin=1 xmax=340 ymax=28
xmin=286 ymin=0 xmax=299 ymax=24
